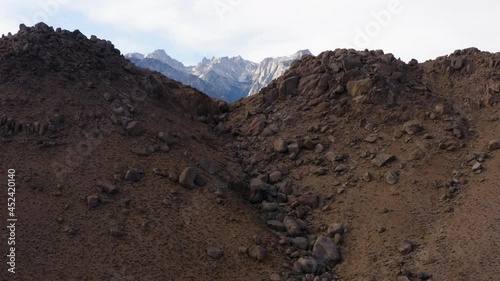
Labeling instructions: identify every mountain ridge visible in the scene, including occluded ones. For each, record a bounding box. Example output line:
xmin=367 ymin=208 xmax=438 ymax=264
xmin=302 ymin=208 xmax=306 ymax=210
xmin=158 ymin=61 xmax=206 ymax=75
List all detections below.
xmin=125 ymin=49 xmax=312 ymax=101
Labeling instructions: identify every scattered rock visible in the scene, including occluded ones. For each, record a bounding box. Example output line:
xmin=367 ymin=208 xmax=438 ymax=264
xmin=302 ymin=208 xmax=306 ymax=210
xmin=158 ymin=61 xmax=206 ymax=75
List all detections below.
xmin=362 ymin=172 xmax=372 ymax=182
xmin=315 ymin=143 xmax=325 ymax=153
xmin=333 ymin=233 xmax=343 ymax=245
xmin=249 ymin=178 xmax=269 ymax=203
xmin=398 ymin=240 xmax=415 ymax=255
xmin=327 ymin=223 xmax=344 ymax=236
xmin=125 ymin=168 xmax=144 ymax=182
xmin=347 ymin=78 xmax=373 ymax=97
xmin=371 ymin=153 xmax=396 ymax=167
xmin=238 ymin=247 xmax=248 ymax=255
xmin=261 ymin=202 xmax=278 ymax=212
xmin=269 ymin=273 xmax=282 ymax=281
xmin=125 ymin=121 xmax=144 ymax=136
xmin=269 ymin=171 xmax=283 ymax=183
xmin=179 ymin=167 xmax=197 ymax=189
xmin=299 ymin=195 xmax=319 ymax=209
xmin=284 ymin=216 xmax=302 ymax=237
xmin=97 ymin=182 xmax=118 ymax=194
xmin=292 ymin=237 xmax=309 ymax=250
xmin=364 ymin=135 xmax=378 ymax=143
xmin=472 ymin=162 xmax=483 ymax=173
xmin=157 ymin=132 xmax=175 ymax=145
xmin=274 ymin=139 xmax=288 ymax=153
xmin=248 ymin=245 xmax=267 ymax=262
xmin=312 ymin=237 xmax=341 ymax=266
xmin=86 ymin=195 xmax=100 ymax=208
xmin=417 ymin=271 xmax=432 ymax=280
xmin=287 ymin=143 xmax=300 ymax=154
xmin=207 ymin=247 xmax=224 ymax=259
xmin=386 ymin=171 xmax=399 ymax=185
xmin=294 ymin=257 xmax=318 ymax=274
xmin=267 ymin=220 xmax=286 ymax=232
xmin=64 ymin=227 xmax=79 ymax=236
xmin=334 ymin=163 xmax=348 ymax=173
xmin=403 ymin=120 xmax=423 ymax=135
xmin=488 ymin=139 xmax=500 ymax=151
xmin=194 ymin=174 xmax=207 ymax=186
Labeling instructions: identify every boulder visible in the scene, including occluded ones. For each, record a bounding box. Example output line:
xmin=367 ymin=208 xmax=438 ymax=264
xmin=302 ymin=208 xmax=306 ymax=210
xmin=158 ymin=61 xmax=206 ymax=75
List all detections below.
xmin=87 ymin=195 xmax=100 ymax=208
xmin=249 ymin=178 xmax=268 ymax=203
xmin=346 ymin=78 xmax=373 ymax=97
xmin=207 ymin=247 xmax=224 ymax=259
xmin=299 ymin=195 xmax=319 ymax=209
xmin=403 ymin=120 xmax=423 ymax=135
xmin=269 ymin=171 xmax=283 ymax=183
xmin=125 ymin=121 xmax=144 ymax=136
xmin=287 ymin=143 xmax=300 ymax=154
xmin=98 ymin=182 xmax=118 ymax=194
xmin=267 ymin=220 xmax=286 ymax=232
xmin=179 ymin=167 xmax=197 ymax=189
xmin=125 ymin=168 xmax=144 ymax=182
xmin=274 ymin=139 xmax=288 ymax=153
xmin=386 ymin=171 xmax=399 ymax=185
xmin=312 ymin=237 xmax=341 ymax=266
xmin=294 ymin=257 xmax=318 ymax=274
xmin=398 ymin=240 xmax=414 ymax=255
xmin=488 ymin=140 xmax=500 ymax=151
xmin=291 ymin=237 xmax=309 ymax=250
xmin=342 ymin=57 xmax=363 ymax=70
xmin=248 ymin=245 xmax=267 ymax=262
xmin=327 ymin=223 xmax=344 ymax=236
xmin=371 ymin=153 xmax=396 ymax=167
xmin=284 ymin=216 xmax=302 ymax=237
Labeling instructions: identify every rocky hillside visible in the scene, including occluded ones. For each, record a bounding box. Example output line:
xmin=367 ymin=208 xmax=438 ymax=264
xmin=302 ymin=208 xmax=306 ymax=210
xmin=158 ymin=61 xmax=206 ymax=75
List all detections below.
xmin=0 ymin=23 xmax=287 ymax=281
xmin=1 ymin=22 xmax=499 ymax=281
xmin=224 ymin=48 xmax=500 ymax=281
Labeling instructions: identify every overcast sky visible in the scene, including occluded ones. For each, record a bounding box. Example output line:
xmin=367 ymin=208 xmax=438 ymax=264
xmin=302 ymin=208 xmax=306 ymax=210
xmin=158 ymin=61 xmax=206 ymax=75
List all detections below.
xmin=0 ymin=0 xmax=498 ymax=65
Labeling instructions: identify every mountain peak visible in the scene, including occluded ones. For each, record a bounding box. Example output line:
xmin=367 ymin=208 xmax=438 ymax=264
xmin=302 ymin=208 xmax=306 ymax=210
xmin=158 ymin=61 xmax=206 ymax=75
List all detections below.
xmin=145 ymin=49 xmax=186 ymax=71
xmin=295 ymin=49 xmax=312 ymax=56
xmin=247 ymin=50 xmax=313 ymax=96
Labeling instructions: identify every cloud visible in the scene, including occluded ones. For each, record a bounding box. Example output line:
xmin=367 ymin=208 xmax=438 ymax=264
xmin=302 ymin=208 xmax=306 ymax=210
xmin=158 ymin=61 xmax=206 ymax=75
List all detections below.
xmin=0 ymin=0 xmax=500 ymax=65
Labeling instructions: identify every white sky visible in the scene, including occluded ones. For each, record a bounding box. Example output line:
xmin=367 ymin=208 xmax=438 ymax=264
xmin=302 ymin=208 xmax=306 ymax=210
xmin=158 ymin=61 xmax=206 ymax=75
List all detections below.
xmin=0 ymin=0 xmax=499 ymax=65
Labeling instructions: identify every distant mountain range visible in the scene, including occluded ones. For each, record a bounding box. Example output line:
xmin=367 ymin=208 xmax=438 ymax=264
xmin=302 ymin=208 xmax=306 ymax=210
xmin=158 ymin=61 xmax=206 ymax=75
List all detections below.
xmin=125 ymin=49 xmax=312 ymax=101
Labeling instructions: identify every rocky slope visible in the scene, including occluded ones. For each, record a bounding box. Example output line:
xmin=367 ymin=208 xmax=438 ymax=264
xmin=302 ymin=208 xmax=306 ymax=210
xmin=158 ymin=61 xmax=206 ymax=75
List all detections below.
xmin=0 ymin=23 xmax=287 ymax=281
xmin=247 ymin=49 xmax=312 ymax=96
xmin=1 ymin=22 xmax=500 ymax=281
xmin=224 ymin=47 xmax=500 ymax=281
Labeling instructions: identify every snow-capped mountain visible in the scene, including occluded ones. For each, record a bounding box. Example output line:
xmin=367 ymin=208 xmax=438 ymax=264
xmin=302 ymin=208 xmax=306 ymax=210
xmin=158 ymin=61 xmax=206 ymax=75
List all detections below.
xmin=188 ymin=56 xmax=258 ymax=100
xmin=248 ymin=49 xmax=312 ymax=96
xmin=125 ymin=50 xmax=311 ymax=101
xmin=143 ymin=49 xmax=187 ymax=72
xmin=125 ymin=52 xmax=145 ymax=60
